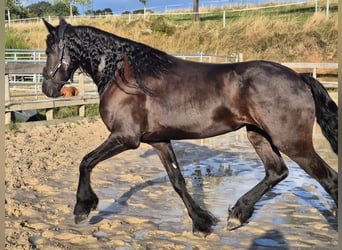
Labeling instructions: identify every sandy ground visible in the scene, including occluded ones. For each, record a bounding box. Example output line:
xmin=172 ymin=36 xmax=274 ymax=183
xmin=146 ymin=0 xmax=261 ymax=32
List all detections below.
xmin=5 ymin=117 xmax=338 ymax=249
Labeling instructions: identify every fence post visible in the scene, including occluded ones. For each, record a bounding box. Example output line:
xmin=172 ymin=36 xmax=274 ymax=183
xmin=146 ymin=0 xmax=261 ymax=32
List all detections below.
xmin=313 ymin=67 xmax=317 ymax=78
xmin=5 ymin=75 xmax=10 ymax=102
xmin=239 ymin=53 xmax=243 ymax=62
xmin=7 ymin=9 xmax=11 ymax=26
xmin=5 ymin=75 xmax=12 ymax=124
xmin=79 ymin=105 xmax=85 ymax=117
xmin=78 ymin=72 xmax=85 ymax=117
xmin=78 ymin=72 xmax=85 ymax=96
xmin=223 ymin=11 xmax=226 ymax=28
xmin=46 ymin=109 xmax=54 ymax=120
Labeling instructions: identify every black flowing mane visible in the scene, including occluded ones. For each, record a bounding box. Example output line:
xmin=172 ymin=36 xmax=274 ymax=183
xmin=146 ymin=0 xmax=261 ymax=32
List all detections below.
xmin=55 ymin=23 xmax=174 ymax=95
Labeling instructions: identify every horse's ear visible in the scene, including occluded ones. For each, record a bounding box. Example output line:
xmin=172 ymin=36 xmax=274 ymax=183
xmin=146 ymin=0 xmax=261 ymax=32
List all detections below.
xmin=59 ymin=17 xmax=68 ymax=25
xmin=42 ymin=18 xmax=55 ymax=34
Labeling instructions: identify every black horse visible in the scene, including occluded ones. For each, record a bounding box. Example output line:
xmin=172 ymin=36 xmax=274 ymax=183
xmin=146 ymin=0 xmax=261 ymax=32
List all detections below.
xmin=42 ymin=18 xmax=338 ymax=234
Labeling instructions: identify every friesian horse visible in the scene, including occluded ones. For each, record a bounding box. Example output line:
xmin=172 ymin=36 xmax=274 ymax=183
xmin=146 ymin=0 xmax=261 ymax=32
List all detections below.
xmin=42 ymin=18 xmax=338 ymax=234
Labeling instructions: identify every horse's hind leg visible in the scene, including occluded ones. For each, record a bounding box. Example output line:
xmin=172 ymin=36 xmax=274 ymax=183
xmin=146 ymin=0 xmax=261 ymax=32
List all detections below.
xmin=227 ymin=125 xmax=288 ymax=230
xmin=284 ymin=146 xmax=338 ymax=206
xmin=150 ymin=141 xmax=217 ymax=235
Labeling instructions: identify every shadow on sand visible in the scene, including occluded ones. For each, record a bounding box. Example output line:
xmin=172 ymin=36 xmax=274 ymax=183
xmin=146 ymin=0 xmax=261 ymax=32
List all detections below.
xmin=248 ymin=230 xmax=290 ymax=249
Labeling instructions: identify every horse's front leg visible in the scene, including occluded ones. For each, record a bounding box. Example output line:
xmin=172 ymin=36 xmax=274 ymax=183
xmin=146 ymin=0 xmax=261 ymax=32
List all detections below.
xmin=150 ymin=141 xmax=217 ymax=235
xmin=74 ymin=133 xmax=140 ymax=224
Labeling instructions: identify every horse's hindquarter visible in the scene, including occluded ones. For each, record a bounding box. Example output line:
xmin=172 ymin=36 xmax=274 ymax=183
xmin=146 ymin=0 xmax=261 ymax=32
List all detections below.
xmin=234 ymin=61 xmax=316 ymax=150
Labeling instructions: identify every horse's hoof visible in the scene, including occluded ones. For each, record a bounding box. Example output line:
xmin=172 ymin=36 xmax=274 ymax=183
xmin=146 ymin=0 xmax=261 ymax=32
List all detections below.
xmin=74 ymin=213 xmax=89 ymax=224
xmin=333 ymin=207 xmax=338 ymax=217
xmin=193 ymin=222 xmax=216 ymax=237
xmin=227 ymin=204 xmax=252 ymax=230
xmin=226 ymin=217 xmax=242 ymax=231
xmin=192 ymin=210 xmax=217 ymax=236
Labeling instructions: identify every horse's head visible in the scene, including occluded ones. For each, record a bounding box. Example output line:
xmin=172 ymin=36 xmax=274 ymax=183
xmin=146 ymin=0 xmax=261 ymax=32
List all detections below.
xmin=42 ymin=18 xmax=78 ymax=97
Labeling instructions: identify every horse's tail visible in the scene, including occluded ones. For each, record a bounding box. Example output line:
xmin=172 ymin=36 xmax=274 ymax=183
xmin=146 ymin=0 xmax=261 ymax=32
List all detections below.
xmin=300 ymin=74 xmax=338 ymax=154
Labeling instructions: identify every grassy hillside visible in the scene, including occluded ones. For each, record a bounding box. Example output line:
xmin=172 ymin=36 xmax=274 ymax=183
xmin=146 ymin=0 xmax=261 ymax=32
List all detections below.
xmin=5 ymin=0 xmax=338 ymax=62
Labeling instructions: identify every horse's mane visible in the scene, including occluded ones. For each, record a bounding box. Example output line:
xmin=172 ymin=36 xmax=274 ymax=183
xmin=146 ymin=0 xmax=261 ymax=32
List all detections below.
xmin=63 ymin=24 xmax=174 ymax=95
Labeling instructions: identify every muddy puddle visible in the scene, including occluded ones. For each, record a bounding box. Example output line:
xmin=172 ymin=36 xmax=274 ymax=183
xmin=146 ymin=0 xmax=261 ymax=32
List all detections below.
xmin=86 ymin=130 xmax=338 ymax=249
xmin=5 ymin=120 xmax=338 ymax=249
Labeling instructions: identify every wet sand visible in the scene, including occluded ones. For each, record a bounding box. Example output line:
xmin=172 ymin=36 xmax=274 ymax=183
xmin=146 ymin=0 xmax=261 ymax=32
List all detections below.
xmin=5 ymin=118 xmax=338 ymax=249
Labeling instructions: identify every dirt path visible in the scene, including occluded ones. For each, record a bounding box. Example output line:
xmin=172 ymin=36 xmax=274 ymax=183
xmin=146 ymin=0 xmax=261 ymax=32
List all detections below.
xmin=5 ymin=118 xmax=338 ymax=249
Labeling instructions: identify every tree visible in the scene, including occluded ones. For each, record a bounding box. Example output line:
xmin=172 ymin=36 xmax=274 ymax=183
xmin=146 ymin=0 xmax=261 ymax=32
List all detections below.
xmin=5 ymin=0 xmax=29 ymax=20
xmin=26 ymin=1 xmax=52 ymax=17
xmin=5 ymin=0 xmax=15 ymax=10
xmin=90 ymin=8 xmax=112 ymax=15
xmin=102 ymin=8 xmax=113 ymax=15
xmin=193 ymin=0 xmax=199 ymax=22
xmin=46 ymin=2 xmax=79 ymax=16
xmin=52 ymin=0 xmax=90 ymax=17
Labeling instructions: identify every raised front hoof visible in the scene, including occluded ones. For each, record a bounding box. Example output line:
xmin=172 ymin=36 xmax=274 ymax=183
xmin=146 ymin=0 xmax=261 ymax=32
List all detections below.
xmin=227 ymin=217 xmax=243 ymax=231
xmin=73 ymin=198 xmax=99 ymax=224
xmin=227 ymin=205 xmax=253 ymax=231
xmin=192 ymin=210 xmax=217 ymax=236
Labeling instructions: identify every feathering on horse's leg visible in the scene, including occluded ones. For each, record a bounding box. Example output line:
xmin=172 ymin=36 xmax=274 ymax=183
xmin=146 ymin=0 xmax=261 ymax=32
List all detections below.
xmin=151 ymin=141 xmax=217 ymax=235
xmin=74 ymin=133 xmax=140 ymax=224
xmin=227 ymin=126 xmax=288 ymax=230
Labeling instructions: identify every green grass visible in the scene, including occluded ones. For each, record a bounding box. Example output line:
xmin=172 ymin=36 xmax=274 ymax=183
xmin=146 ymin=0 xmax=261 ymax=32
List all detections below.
xmin=5 ymin=31 xmax=30 ymax=49
xmin=36 ymin=104 xmax=100 ymax=120
xmin=85 ymin=104 xmax=100 ymax=117
xmin=164 ymin=2 xmax=338 ymax=24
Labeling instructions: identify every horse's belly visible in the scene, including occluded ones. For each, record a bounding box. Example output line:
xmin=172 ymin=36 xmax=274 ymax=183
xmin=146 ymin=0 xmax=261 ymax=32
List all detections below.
xmin=142 ymin=112 xmax=243 ymax=142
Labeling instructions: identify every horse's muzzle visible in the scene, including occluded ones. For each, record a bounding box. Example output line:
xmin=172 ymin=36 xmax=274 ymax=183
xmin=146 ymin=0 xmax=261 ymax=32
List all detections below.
xmin=42 ymin=78 xmax=65 ymax=98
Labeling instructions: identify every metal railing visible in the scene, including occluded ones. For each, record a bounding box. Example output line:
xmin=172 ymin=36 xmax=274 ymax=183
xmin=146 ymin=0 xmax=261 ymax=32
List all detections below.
xmin=6 ymin=73 xmax=97 ymax=101
xmin=5 ymin=49 xmax=238 ymax=64
xmin=174 ymin=52 xmax=239 ymax=63
xmin=5 ymin=49 xmax=47 ymax=63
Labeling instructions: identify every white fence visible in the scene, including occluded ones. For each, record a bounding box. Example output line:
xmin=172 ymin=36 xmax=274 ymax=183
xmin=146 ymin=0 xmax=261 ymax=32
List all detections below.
xmin=5 ymin=1 xmax=313 ymax=27
xmin=5 ymin=49 xmax=46 ymax=63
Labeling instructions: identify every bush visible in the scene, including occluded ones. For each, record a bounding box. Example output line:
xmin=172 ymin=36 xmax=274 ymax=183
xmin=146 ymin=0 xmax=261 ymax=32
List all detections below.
xmin=150 ymin=16 xmax=175 ymax=36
